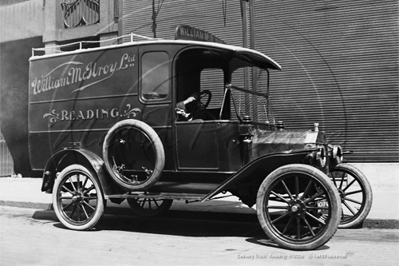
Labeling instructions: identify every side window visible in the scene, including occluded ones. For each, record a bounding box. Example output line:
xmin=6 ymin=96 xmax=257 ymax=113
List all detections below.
xmin=141 ymin=52 xmax=170 ymax=100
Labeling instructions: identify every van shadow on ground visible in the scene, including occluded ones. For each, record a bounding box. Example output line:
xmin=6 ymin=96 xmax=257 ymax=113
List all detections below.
xmin=33 ymin=206 xmax=263 ymax=238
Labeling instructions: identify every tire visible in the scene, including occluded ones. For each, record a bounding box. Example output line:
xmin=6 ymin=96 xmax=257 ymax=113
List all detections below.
xmin=256 ymin=164 xmax=341 ymax=250
xmin=330 ymin=164 xmax=373 ymax=228
xmin=52 ymin=164 xmax=105 ymax=230
xmin=103 ymin=119 xmax=165 ymax=191
xmin=127 ymin=198 xmax=173 ymax=217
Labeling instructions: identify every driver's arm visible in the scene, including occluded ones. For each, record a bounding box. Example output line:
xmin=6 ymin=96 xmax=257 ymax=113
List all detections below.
xmin=176 ymin=96 xmax=196 ymax=110
xmin=183 ymin=96 xmax=196 ymax=105
xmin=176 ymin=96 xmax=196 ymax=121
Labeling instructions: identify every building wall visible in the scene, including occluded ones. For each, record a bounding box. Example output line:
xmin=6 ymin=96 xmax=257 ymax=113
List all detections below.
xmin=0 ymin=36 xmax=44 ymax=177
xmin=0 ymin=0 xmax=44 ymax=176
xmin=0 ymin=0 xmax=43 ymax=43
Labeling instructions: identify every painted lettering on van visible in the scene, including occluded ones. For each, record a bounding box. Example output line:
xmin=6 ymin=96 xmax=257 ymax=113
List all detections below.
xmin=31 ymin=53 xmax=135 ymax=95
xmin=43 ymin=104 xmax=141 ymax=124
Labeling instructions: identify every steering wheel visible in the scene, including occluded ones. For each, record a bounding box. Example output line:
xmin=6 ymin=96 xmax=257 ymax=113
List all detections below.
xmin=199 ymin=90 xmax=212 ymax=108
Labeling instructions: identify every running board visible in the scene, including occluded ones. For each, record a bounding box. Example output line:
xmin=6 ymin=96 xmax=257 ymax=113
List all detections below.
xmin=105 ymin=192 xmax=207 ymax=202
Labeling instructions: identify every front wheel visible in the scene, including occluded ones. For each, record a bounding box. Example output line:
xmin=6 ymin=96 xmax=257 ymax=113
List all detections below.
xmin=257 ymin=164 xmax=341 ymax=250
xmin=330 ymin=164 xmax=372 ymax=228
xmin=52 ymin=164 xmax=105 ymax=230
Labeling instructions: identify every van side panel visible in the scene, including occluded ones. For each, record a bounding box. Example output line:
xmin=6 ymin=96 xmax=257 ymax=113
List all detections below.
xmin=29 ymin=46 xmax=139 ymax=170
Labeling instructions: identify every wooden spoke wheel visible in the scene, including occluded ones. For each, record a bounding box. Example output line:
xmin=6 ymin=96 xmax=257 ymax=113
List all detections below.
xmin=257 ymin=164 xmax=341 ymax=250
xmin=52 ymin=164 xmax=105 ymax=230
xmin=330 ymin=163 xmax=373 ymax=228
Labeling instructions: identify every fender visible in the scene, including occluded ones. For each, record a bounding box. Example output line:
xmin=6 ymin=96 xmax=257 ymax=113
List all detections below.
xmin=40 ymin=149 xmax=113 ymax=196
xmin=201 ymin=149 xmax=315 ymax=202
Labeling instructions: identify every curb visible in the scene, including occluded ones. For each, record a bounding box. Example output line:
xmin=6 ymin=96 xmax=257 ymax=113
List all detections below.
xmin=1 ymin=200 xmax=398 ymax=229
xmin=0 ymin=200 xmax=52 ymax=211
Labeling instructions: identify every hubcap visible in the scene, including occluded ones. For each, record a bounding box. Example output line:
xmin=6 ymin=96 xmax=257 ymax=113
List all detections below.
xmin=72 ymin=192 xmax=83 ymax=203
xmin=288 ymin=200 xmax=305 ymax=216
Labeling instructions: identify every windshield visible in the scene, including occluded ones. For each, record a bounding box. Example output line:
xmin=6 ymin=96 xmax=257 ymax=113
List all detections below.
xmin=228 ymin=65 xmax=275 ymax=124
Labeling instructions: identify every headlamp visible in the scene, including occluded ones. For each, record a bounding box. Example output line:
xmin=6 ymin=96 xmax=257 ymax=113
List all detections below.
xmin=315 ymin=145 xmax=327 ymax=168
xmin=331 ymin=145 xmax=343 ymax=165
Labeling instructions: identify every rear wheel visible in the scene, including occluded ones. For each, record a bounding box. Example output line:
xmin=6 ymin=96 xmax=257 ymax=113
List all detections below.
xmin=257 ymin=164 xmax=341 ymax=250
xmin=52 ymin=164 xmax=105 ymax=230
xmin=330 ymin=164 xmax=372 ymax=228
xmin=103 ymin=119 xmax=165 ymax=191
xmin=127 ymin=198 xmax=173 ymax=217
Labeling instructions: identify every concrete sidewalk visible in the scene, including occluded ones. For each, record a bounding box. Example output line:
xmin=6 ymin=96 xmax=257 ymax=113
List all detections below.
xmin=0 ymin=175 xmax=398 ymax=228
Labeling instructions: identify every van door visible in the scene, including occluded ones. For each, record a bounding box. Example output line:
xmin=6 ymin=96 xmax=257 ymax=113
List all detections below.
xmin=175 ymin=120 xmax=219 ymax=170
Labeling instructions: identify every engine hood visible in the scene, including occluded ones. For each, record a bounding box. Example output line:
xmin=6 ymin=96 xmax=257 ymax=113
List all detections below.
xmin=249 ymin=129 xmax=327 ymax=160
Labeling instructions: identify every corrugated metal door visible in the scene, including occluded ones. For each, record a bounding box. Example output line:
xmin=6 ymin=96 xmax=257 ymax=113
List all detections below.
xmin=253 ymin=0 xmax=398 ymax=162
xmin=122 ymin=0 xmax=243 ymax=45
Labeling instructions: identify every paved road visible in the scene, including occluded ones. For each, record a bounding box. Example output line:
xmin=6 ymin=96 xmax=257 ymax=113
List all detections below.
xmin=1 ymin=205 xmax=398 ymax=266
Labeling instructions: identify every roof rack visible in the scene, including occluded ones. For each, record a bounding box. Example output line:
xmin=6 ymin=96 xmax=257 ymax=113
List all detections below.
xmin=31 ymin=33 xmax=162 ymax=57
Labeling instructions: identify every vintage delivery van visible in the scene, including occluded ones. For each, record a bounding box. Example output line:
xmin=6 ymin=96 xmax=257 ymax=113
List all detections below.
xmin=30 ymin=29 xmax=372 ymax=250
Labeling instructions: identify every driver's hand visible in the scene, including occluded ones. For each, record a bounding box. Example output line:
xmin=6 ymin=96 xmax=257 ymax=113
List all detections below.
xmin=176 ymin=108 xmax=190 ymax=118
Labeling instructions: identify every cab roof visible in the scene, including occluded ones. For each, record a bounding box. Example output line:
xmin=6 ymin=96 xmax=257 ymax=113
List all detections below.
xmin=31 ymin=39 xmax=282 ymax=71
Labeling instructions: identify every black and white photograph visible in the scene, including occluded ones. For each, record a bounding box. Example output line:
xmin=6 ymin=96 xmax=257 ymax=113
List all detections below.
xmin=0 ymin=0 xmax=398 ymax=265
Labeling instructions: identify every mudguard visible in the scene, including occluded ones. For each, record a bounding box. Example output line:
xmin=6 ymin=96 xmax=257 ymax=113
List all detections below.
xmin=202 ymin=149 xmax=315 ymax=202
xmin=40 ymin=149 xmax=113 ymax=196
